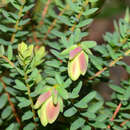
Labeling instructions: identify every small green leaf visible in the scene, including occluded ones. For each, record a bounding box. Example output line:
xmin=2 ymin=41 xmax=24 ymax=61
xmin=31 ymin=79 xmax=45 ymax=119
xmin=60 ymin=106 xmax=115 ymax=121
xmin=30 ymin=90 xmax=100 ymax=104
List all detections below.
xmin=61 ymin=45 xmax=77 ymax=56
xmin=124 ymin=8 xmax=130 ymax=23
xmin=51 ymin=49 xmax=64 ymax=60
xmin=2 ymin=10 xmax=16 ymax=23
xmin=113 ymin=125 xmax=123 ymax=130
xmin=14 ymin=80 xmax=27 ymax=91
xmin=88 ymin=101 xmax=104 ymax=114
xmin=64 ymin=78 xmax=72 ymax=88
xmin=10 ymin=1 xmax=20 ymax=9
xmin=45 ymin=60 xmax=61 ymax=68
xmin=58 ymin=16 xmax=72 ymax=26
xmin=121 ymin=113 xmax=130 ymax=119
xmin=82 ymin=125 xmax=91 ymax=130
xmin=6 ymin=123 xmax=19 ymax=130
xmin=22 ymin=111 xmax=33 ymax=121
xmin=89 ymin=0 xmax=98 ymax=2
xmin=90 ymin=55 xmax=103 ymax=70
xmin=94 ymin=45 xmax=109 ymax=57
xmin=23 ymin=4 xmax=34 ymax=12
xmin=70 ymin=118 xmax=85 ymax=130
xmin=92 ymin=121 xmax=106 ymax=129
xmin=17 ymin=97 xmax=31 ymax=108
xmin=16 ymin=31 xmax=28 ymax=37
xmin=51 ymin=30 xmax=64 ymax=37
xmin=74 ymin=91 xmax=96 ymax=108
xmin=83 ymin=8 xmax=98 ymax=16
xmin=23 ymin=122 xmax=35 ymax=130
xmin=64 ymin=107 xmax=77 ymax=117
xmin=77 ymin=19 xmax=93 ymax=27
xmin=0 ymin=94 xmax=8 ymax=109
xmin=7 ymin=45 xmax=13 ymax=60
xmin=81 ymin=41 xmax=97 ymax=49
xmin=74 ymin=28 xmax=81 ymax=42
xmin=19 ymin=18 xmax=30 ymax=26
xmin=107 ymin=45 xmax=117 ymax=60
xmin=85 ymin=91 xmax=97 ymax=104
xmin=6 ymin=87 xmax=18 ymax=96
xmin=45 ymin=77 xmax=56 ymax=85
xmin=109 ymin=84 xmax=125 ymax=94
xmin=61 ymin=36 xmax=69 ymax=48
xmin=56 ymin=86 xmax=68 ymax=100
xmin=0 ymin=24 xmax=9 ymax=32
xmin=96 ymin=114 xmax=108 ymax=122
xmin=30 ymin=68 xmax=42 ymax=83
xmin=1 ymin=106 xmax=12 ymax=119
xmin=106 ymin=102 xmax=117 ymax=108
xmin=124 ymin=86 xmax=130 ymax=100
xmin=69 ymin=81 xmax=82 ymax=99
xmin=55 ymin=73 xmax=63 ymax=85
xmin=81 ymin=111 xmax=96 ymax=119
xmin=0 ymin=45 xmax=5 ymax=56
xmin=126 ymin=121 xmax=130 ymax=128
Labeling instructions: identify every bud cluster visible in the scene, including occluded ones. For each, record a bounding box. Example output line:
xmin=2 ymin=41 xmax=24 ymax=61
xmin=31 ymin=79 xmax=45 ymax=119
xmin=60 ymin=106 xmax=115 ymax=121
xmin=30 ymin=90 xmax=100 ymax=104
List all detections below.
xmin=34 ymin=88 xmax=63 ymax=126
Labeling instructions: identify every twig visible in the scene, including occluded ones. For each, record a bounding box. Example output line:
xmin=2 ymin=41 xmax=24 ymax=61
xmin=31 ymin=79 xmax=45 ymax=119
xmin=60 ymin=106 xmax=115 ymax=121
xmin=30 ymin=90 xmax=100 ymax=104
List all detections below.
xmin=89 ymin=49 xmax=130 ymax=80
xmin=33 ymin=31 xmax=39 ymax=44
xmin=32 ymin=0 xmax=52 ymax=44
xmin=43 ymin=5 xmax=69 ymax=41
xmin=1 ymin=55 xmax=15 ymax=67
xmin=0 ymin=77 xmax=22 ymax=128
xmin=43 ymin=0 xmax=76 ymax=41
xmin=24 ymin=71 xmax=37 ymax=129
xmin=120 ymin=120 xmax=129 ymax=126
xmin=0 ymin=55 xmax=23 ymax=76
xmin=107 ymin=102 xmax=122 ymax=129
xmin=10 ymin=2 xmax=24 ymax=43
xmin=70 ymin=0 xmax=89 ymax=32
xmin=110 ymin=102 xmax=122 ymax=121
xmin=39 ymin=0 xmax=51 ymax=26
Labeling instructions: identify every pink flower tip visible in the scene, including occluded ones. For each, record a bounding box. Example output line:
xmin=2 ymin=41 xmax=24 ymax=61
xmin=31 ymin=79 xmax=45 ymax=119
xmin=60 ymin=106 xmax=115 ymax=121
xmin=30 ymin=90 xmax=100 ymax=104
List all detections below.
xmin=35 ymin=89 xmax=63 ymax=126
xmin=68 ymin=51 xmax=88 ymax=81
xmin=39 ymin=96 xmax=62 ymax=126
xmin=69 ymin=47 xmax=82 ymax=60
xmin=34 ymin=90 xmax=52 ymax=109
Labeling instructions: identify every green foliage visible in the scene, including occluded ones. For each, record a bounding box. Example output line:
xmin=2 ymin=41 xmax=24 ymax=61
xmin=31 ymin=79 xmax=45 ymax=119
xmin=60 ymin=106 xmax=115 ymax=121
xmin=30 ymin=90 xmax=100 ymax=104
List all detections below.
xmin=0 ymin=0 xmax=130 ymax=129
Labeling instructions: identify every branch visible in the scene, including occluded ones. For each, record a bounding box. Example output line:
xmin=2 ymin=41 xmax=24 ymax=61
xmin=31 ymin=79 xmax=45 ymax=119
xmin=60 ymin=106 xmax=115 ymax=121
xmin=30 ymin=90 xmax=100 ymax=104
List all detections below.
xmin=24 ymin=72 xmax=37 ymax=129
xmin=70 ymin=0 xmax=89 ymax=32
xmin=107 ymin=102 xmax=122 ymax=128
xmin=1 ymin=55 xmax=15 ymax=67
xmin=0 ymin=77 xmax=22 ymax=128
xmin=10 ymin=2 xmax=25 ymax=43
xmin=39 ymin=0 xmax=52 ymax=27
xmin=110 ymin=102 xmax=122 ymax=121
xmin=89 ymin=49 xmax=130 ymax=80
xmin=0 ymin=55 xmax=24 ymax=76
xmin=33 ymin=0 xmax=52 ymax=44
xmin=120 ymin=120 xmax=129 ymax=127
xmin=43 ymin=0 xmax=76 ymax=41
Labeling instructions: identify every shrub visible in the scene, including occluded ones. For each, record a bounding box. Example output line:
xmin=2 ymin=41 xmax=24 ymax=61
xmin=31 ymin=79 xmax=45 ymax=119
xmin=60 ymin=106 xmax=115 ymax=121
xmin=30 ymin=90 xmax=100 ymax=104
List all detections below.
xmin=0 ymin=0 xmax=130 ymax=130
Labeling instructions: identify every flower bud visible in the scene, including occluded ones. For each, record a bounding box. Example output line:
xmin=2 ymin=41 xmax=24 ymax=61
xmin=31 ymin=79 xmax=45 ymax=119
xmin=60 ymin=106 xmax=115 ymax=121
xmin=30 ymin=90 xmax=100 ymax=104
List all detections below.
xmin=38 ymin=96 xmax=60 ymax=126
xmin=68 ymin=47 xmax=89 ymax=81
xmin=34 ymin=88 xmax=63 ymax=126
xmin=34 ymin=90 xmax=52 ymax=109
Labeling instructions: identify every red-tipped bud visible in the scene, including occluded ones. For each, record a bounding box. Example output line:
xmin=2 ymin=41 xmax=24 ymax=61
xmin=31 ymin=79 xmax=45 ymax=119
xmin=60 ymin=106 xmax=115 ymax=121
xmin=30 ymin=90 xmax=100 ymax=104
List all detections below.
xmin=68 ymin=48 xmax=89 ymax=81
xmin=34 ymin=88 xmax=63 ymax=126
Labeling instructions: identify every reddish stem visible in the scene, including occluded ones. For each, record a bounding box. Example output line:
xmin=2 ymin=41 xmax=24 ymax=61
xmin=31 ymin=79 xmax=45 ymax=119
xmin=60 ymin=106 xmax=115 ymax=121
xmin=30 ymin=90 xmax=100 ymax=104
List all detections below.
xmin=120 ymin=120 xmax=128 ymax=126
xmin=110 ymin=102 xmax=122 ymax=121
xmin=0 ymin=77 xmax=22 ymax=128
xmin=39 ymin=0 xmax=51 ymax=26
xmin=107 ymin=102 xmax=122 ymax=129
